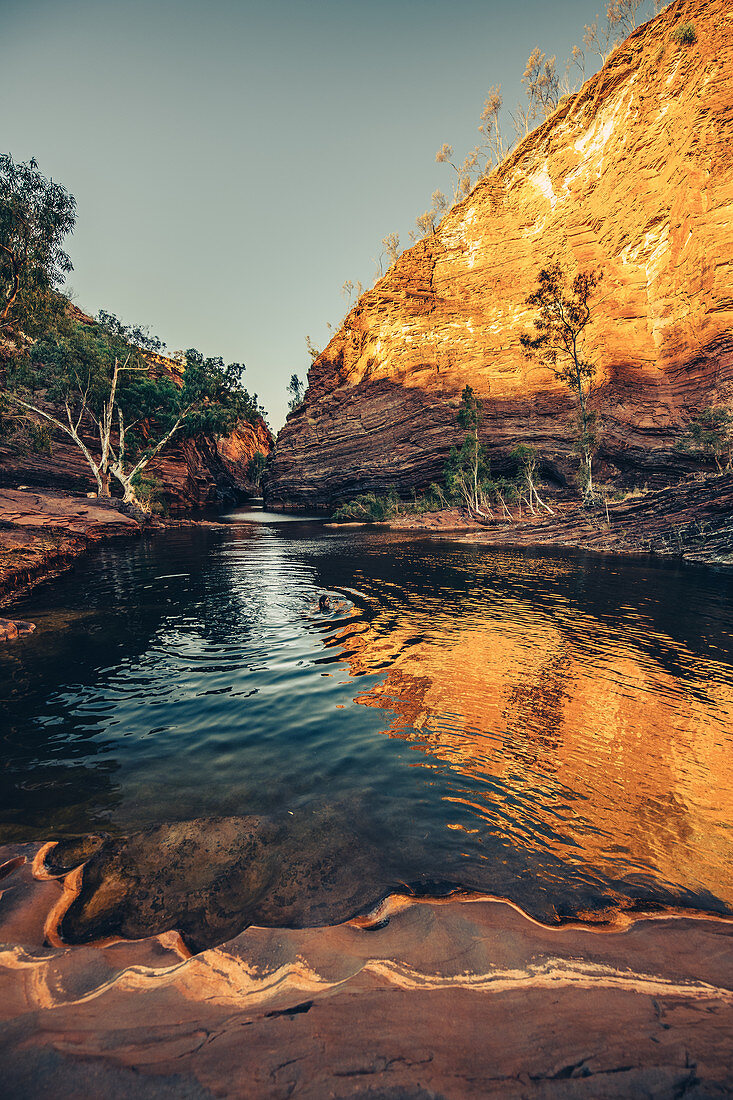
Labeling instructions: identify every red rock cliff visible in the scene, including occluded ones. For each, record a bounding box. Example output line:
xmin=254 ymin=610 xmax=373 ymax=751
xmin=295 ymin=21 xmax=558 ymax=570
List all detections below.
xmin=267 ymin=0 xmax=733 ymax=506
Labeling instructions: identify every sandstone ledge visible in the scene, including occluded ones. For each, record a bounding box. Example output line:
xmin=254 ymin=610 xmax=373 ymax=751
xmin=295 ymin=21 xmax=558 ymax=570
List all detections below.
xmin=0 ymin=841 xmax=731 ymax=1098
xmin=383 ymin=474 xmax=733 ymax=567
xmin=0 ymin=488 xmax=141 ymax=609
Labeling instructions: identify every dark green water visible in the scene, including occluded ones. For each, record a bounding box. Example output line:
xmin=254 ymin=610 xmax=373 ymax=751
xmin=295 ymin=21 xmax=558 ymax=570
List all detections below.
xmin=2 ymin=508 xmax=732 ymax=924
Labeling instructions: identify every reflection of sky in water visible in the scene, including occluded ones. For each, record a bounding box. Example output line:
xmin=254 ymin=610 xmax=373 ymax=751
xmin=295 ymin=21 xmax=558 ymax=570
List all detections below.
xmin=1 ymin=511 xmax=732 ymax=921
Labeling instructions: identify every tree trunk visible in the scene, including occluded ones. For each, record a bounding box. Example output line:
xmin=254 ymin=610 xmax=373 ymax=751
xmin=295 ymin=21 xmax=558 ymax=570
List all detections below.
xmin=121 ymin=478 xmax=138 ymax=505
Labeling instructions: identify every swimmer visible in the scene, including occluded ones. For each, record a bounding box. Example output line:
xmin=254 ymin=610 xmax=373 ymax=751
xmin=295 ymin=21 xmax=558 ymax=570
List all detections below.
xmin=315 ymin=593 xmax=350 ymax=614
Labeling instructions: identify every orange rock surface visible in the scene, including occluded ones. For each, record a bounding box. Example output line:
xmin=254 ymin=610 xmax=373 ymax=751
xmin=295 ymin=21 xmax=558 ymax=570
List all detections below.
xmin=268 ymin=0 xmax=733 ymax=506
xmin=1 ymin=848 xmax=732 ymax=1097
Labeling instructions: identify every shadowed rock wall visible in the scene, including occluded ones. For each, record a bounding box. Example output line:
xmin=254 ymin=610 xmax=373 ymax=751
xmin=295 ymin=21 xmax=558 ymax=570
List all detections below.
xmin=1 ymin=340 xmax=274 ymax=512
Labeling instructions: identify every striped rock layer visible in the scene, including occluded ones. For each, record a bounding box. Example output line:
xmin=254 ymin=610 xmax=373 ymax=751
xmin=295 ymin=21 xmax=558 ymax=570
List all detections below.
xmin=267 ymin=0 xmax=733 ymax=506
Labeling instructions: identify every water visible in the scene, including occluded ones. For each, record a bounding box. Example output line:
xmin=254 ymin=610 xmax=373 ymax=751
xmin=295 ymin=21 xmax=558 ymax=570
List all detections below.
xmin=2 ymin=507 xmax=732 ymax=926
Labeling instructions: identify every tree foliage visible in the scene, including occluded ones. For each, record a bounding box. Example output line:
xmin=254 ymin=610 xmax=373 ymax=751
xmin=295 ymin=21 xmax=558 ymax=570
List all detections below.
xmin=287 ymin=373 xmax=304 ymax=411
xmin=0 ymin=154 xmax=76 ymax=336
xmin=305 ymin=335 xmax=321 ymax=362
xmin=444 ymin=385 xmax=494 ymax=516
xmin=5 ymin=307 xmax=260 ymax=504
xmin=520 ymin=263 xmax=603 ymax=495
xmin=521 ymin=48 xmax=560 ymax=124
xmin=675 ymin=407 xmax=732 ymax=471
xmin=247 ymin=450 xmax=267 ymax=487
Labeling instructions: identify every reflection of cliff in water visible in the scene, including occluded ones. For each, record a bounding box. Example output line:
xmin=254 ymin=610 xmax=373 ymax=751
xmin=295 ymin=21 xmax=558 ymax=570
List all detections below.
xmin=318 ymin=540 xmax=733 ymax=909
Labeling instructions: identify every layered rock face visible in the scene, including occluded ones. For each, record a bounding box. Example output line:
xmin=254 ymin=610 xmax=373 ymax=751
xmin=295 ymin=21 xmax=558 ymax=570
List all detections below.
xmin=267 ymin=0 xmax=733 ymax=507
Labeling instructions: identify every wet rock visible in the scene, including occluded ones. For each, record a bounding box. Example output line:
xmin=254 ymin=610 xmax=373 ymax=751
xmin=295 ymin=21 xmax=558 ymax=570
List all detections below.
xmin=0 ymin=618 xmax=35 ymax=641
xmin=1 ymin=848 xmax=732 ymax=1098
xmin=0 ymin=488 xmax=141 ymax=607
xmin=37 ymin=811 xmax=392 ymax=953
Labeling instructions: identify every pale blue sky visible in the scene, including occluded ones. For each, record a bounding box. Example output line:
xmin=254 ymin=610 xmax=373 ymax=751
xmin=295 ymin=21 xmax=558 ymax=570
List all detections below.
xmin=2 ymin=0 xmax=645 ymax=427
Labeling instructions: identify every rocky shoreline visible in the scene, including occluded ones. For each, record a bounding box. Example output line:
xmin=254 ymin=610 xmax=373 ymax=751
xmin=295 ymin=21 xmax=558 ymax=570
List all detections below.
xmin=0 ymin=487 xmax=244 ymax=616
xmin=3 ymin=470 xmax=732 ymax=620
xmin=384 ymin=473 xmax=733 ymax=568
xmin=1 ymin=838 xmax=732 ymax=1098
xmin=0 ymin=488 xmax=142 ymax=612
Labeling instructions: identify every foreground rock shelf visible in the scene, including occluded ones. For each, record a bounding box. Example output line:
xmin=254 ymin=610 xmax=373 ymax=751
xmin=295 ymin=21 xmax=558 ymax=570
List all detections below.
xmin=0 ymin=488 xmax=141 ymax=610
xmin=1 ymin=843 xmax=732 ymax=1098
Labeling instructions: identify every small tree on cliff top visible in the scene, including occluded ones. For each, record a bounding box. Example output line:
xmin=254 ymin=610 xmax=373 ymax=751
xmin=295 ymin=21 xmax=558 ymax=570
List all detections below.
xmin=520 ymin=263 xmax=603 ymax=497
xmin=287 ymin=373 xmax=304 ymax=411
xmin=0 ymin=154 xmax=76 ymax=337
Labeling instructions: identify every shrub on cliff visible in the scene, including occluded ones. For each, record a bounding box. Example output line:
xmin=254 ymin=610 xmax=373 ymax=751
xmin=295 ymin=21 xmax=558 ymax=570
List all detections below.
xmin=671 ymin=22 xmax=697 ymax=46
xmin=675 ymin=407 xmax=732 ymax=472
xmin=332 ymin=491 xmax=397 ymax=522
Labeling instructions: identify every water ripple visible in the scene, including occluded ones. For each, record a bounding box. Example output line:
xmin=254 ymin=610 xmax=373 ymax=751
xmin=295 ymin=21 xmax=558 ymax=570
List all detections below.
xmin=0 ymin=517 xmax=731 ymax=922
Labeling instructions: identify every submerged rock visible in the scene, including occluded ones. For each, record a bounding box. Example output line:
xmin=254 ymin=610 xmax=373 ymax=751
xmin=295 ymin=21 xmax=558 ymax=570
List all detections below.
xmin=0 ymin=618 xmax=35 ymax=642
xmin=35 ymin=810 xmax=393 ymax=953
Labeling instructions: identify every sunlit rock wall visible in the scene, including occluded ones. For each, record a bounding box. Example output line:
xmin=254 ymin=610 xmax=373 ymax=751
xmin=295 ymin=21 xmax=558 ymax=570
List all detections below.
xmin=267 ymin=0 xmax=733 ymax=506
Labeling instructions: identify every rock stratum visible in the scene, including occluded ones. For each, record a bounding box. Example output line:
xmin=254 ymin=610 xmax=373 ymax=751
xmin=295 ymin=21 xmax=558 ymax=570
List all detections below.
xmin=1 ymin=840 xmax=732 ymax=1098
xmin=267 ymin=0 xmax=733 ymax=507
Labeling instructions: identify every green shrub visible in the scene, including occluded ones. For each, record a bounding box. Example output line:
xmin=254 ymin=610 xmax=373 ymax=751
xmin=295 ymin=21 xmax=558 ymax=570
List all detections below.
xmin=131 ymin=473 xmax=166 ymax=515
xmin=332 ymin=491 xmax=397 ymax=522
xmin=675 ymin=406 xmax=732 ymax=472
xmin=671 ymin=22 xmax=697 ymax=46
xmin=27 ymin=421 xmax=53 ymax=454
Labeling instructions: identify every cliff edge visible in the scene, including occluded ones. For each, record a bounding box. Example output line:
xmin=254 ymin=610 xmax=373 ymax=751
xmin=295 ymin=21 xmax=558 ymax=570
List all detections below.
xmin=267 ymin=0 xmax=733 ymax=507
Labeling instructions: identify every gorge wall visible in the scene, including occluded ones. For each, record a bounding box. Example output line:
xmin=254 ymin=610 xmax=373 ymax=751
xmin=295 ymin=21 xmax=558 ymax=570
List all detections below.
xmin=1 ymin=337 xmax=273 ymax=512
xmin=267 ymin=0 xmax=733 ymax=507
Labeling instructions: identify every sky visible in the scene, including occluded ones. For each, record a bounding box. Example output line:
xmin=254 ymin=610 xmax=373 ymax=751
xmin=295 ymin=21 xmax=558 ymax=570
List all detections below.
xmin=2 ymin=0 xmax=627 ymax=429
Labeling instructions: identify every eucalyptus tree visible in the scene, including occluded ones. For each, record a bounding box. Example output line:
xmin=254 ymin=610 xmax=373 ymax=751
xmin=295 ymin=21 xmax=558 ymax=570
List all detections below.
xmin=520 ymin=264 xmax=603 ymax=496
xmin=109 ymin=347 xmax=259 ymax=505
xmin=445 ymin=385 xmax=494 ymax=517
xmin=4 ymin=313 xmax=141 ymax=496
xmin=0 ymin=154 xmax=76 ymax=336
xmin=6 ymin=309 xmax=260 ymax=505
